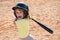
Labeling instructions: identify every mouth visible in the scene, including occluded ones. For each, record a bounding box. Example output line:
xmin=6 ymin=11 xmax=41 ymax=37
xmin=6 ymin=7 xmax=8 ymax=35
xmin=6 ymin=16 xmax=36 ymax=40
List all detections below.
xmin=17 ymin=16 xmax=22 ymax=18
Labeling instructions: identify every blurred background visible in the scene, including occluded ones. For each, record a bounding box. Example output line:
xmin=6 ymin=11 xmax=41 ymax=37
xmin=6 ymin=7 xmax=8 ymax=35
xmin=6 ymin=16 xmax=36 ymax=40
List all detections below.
xmin=0 ymin=0 xmax=60 ymax=40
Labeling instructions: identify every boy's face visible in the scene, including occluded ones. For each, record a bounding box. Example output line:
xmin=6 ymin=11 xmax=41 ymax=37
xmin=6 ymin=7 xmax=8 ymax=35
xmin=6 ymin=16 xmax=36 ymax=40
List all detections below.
xmin=15 ymin=8 xmax=24 ymax=19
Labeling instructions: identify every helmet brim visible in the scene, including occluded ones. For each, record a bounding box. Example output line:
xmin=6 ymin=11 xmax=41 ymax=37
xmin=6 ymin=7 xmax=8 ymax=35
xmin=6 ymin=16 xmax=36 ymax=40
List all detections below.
xmin=12 ymin=6 xmax=27 ymax=11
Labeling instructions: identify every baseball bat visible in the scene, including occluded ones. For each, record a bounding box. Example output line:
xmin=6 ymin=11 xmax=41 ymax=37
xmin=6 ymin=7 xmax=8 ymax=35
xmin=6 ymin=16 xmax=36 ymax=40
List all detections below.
xmin=31 ymin=18 xmax=53 ymax=34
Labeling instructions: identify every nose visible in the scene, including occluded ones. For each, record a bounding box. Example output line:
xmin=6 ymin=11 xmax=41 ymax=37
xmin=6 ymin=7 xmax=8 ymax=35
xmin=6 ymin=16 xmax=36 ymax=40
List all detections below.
xmin=17 ymin=12 xmax=21 ymax=15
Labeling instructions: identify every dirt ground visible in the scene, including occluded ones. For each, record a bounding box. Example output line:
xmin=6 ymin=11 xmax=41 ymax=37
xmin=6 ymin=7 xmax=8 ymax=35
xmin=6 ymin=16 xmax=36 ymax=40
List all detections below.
xmin=0 ymin=0 xmax=60 ymax=40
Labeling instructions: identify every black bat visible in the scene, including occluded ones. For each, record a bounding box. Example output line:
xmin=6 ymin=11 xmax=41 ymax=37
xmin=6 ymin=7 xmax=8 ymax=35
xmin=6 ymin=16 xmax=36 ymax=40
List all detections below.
xmin=31 ymin=18 xmax=53 ymax=34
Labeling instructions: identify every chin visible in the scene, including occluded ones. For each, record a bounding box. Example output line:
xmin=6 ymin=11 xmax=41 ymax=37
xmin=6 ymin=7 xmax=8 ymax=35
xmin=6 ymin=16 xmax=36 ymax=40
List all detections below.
xmin=18 ymin=17 xmax=23 ymax=19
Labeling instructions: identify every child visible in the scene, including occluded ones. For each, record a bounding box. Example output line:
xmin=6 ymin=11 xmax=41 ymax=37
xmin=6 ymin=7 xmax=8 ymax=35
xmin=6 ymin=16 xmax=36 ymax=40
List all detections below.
xmin=12 ymin=2 xmax=34 ymax=40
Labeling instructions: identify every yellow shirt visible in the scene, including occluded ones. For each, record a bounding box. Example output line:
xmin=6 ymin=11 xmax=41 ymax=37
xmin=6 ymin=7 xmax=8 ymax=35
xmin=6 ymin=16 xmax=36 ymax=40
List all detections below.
xmin=15 ymin=18 xmax=29 ymax=38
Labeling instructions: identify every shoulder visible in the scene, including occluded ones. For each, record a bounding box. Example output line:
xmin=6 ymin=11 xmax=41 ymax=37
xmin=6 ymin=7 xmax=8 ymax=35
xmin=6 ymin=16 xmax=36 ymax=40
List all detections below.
xmin=13 ymin=18 xmax=17 ymax=24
